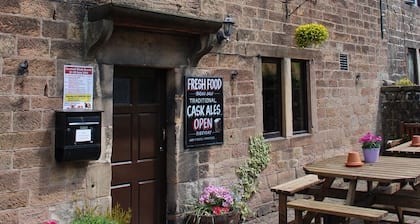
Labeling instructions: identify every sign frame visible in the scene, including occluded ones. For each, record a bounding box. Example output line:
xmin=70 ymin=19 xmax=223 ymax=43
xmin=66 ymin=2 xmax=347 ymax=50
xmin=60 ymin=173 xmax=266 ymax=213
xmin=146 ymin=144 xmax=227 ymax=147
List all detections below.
xmin=184 ymin=76 xmax=224 ymax=148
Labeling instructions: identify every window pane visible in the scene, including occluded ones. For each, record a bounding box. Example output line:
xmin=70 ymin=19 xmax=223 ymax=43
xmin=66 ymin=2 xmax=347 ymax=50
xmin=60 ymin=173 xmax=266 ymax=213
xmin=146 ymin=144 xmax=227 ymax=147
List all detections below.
xmin=262 ymin=61 xmax=282 ymax=136
xmin=408 ymin=48 xmax=418 ymax=84
xmin=291 ymin=60 xmax=309 ymax=134
xmin=113 ymin=77 xmax=131 ymax=104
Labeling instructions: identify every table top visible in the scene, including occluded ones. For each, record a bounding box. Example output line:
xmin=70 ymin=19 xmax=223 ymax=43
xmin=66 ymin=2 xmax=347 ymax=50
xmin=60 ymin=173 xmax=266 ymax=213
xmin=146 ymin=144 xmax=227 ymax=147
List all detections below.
xmin=304 ymin=155 xmax=420 ymax=184
xmin=386 ymin=141 xmax=420 ymax=156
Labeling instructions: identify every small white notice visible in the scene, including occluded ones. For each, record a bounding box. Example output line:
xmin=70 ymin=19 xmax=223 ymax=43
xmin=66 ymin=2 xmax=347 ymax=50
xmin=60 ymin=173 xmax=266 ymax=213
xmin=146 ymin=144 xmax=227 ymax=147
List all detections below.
xmin=75 ymin=129 xmax=91 ymax=142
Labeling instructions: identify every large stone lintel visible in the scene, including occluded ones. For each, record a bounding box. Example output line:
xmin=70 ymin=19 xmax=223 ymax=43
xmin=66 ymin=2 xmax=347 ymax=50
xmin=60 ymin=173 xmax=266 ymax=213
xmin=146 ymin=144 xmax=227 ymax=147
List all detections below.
xmin=83 ymin=19 xmax=113 ymax=59
xmin=83 ymin=4 xmax=222 ymax=66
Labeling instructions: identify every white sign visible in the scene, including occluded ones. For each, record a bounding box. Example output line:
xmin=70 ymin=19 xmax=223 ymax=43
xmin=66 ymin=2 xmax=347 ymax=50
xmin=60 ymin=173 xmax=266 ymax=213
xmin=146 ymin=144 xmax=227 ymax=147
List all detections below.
xmin=75 ymin=129 xmax=92 ymax=142
xmin=63 ymin=65 xmax=94 ymax=110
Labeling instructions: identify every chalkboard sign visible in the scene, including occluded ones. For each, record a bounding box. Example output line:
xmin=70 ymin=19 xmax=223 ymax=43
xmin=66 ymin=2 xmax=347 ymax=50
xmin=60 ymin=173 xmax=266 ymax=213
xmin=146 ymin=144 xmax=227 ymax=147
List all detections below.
xmin=184 ymin=76 xmax=223 ymax=148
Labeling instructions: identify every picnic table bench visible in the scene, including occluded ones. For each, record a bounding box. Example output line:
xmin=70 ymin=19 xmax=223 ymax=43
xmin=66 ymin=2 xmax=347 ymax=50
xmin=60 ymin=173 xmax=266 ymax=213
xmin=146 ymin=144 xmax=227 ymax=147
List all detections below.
xmin=288 ymin=199 xmax=387 ymax=224
xmin=270 ymin=174 xmax=324 ymax=224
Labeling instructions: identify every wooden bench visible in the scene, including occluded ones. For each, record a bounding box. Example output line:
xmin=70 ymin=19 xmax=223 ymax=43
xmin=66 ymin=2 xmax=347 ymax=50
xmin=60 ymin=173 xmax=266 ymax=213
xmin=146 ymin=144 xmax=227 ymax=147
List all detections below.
xmin=288 ymin=199 xmax=388 ymax=224
xmin=271 ymin=174 xmax=324 ymax=224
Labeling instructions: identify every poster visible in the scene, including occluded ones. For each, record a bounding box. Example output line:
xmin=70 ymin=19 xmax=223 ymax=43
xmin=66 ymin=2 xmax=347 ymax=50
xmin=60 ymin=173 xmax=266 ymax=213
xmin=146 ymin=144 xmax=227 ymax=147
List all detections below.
xmin=63 ymin=65 xmax=94 ymax=110
xmin=185 ymin=76 xmax=223 ymax=148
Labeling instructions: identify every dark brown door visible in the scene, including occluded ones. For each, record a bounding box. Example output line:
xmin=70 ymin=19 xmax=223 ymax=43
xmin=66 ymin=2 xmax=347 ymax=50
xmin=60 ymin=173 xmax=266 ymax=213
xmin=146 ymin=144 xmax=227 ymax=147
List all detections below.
xmin=112 ymin=66 xmax=166 ymax=224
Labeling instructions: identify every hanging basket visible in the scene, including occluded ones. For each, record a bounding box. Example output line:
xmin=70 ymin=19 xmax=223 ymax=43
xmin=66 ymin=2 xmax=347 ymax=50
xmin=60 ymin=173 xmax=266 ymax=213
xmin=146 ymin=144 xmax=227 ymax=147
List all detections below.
xmin=295 ymin=23 xmax=329 ymax=48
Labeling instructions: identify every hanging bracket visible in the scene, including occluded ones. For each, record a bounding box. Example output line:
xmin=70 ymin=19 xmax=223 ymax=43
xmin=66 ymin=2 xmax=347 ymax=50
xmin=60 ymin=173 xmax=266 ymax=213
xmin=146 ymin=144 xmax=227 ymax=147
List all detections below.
xmin=284 ymin=0 xmax=317 ymax=19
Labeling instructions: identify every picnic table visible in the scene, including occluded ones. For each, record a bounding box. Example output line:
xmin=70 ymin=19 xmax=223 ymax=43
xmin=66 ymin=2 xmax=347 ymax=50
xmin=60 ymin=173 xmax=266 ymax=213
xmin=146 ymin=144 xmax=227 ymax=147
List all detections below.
xmin=303 ymin=155 xmax=420 ymax=223
xmin=385 ymin=141 xmax=420 ymax=158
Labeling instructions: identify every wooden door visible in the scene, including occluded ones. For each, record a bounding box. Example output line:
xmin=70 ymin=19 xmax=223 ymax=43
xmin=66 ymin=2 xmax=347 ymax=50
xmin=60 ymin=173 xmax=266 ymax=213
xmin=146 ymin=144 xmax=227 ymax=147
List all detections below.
xmin=112 ymin=66 xmax=166 ymax=224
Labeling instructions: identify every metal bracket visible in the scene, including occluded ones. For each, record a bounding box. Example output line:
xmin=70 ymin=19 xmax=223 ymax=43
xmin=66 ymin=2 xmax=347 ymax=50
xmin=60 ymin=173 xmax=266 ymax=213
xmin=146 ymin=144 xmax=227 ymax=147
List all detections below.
xmin=284 ymin=0 xmax=317 ymax=19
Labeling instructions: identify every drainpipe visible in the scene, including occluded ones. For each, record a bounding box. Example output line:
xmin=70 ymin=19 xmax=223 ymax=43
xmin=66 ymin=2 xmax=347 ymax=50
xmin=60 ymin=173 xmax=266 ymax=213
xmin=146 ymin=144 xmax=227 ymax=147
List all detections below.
xmin=380 ymin=0 xmax=385 ymax=39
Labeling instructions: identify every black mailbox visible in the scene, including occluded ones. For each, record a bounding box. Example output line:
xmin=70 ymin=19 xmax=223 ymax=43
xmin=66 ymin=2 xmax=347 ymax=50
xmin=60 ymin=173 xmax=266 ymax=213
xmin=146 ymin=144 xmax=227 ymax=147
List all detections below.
xmin=55 ymin=110 xmax=102 ymax=162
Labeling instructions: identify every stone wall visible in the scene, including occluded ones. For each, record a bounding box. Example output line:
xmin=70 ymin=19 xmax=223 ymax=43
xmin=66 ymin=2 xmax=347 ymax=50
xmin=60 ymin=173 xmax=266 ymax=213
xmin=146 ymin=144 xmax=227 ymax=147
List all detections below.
xmin=0 ymin=1 xmax=110 ymax=223
xmin=384 ymin=1 xmax=420 ymax=79
xmin=0 ymin=0 xmax=418 ymax=223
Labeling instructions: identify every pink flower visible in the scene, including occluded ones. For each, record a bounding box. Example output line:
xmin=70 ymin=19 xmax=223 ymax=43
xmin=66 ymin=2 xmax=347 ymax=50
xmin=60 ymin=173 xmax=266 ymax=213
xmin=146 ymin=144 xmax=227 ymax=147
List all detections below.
xmin=359 ymin=132 xmax=382 ymax=149
xmin=43 ymin=220 xmax=57 ymax=224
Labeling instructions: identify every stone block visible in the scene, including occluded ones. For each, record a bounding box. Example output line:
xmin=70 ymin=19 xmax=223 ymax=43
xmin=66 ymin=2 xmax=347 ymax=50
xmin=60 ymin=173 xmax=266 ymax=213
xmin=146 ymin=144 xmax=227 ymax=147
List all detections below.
xmin=0 ymin=0 xmax=20 ymax=14
xmin=0 ymin=190 xmax=29 ymax=210
xmin=178 ymin=152 xmax=198 ymax=182
xmin=0 ymin=170 xmax=19 ymax=192
xmin=237 ymin=81 xmax=254 ymax=95
xmin=13 ymin=148 xmax=52 ymax=169
xmin=17 ymin=38 xmax=49 ymax=57
xmin=0 ymin=15 xmax=40 ymax=36
xmin=30 ymin=186 xmax=66 ymax=206
xmin=42 ymin=20 xmax=68 ymax=39
xmin=20 ymin=0 xmax=54 ymax=18
xmin=0 ymin=210 xmax=18 ymax=224
xmin=0 ymin=151 xmax=12 ymax=170
xmin=0 ymin=76 xmax=13 ymax=95
xmin=21 ymin=168 xmax=50 ymax=190
xmin=237 ymin=105 xmax=255 ymax=117
xmin=86 ymin=162 xmax=111 ymax=199
xmin=0 ymin=35 xmax=16 ymax=57
xmin=18 ymin=207 xmax=49 ymax=224
xmin=14 ymin=77 xmax=49 ymax=96
xmin=41 ymin=110 xmax=56 ymax=129
xmin=12 ymin=111 xmax=42 ymax=131
xmin=0 ymin=112 xmax=11 ymax=132
xmin=31 ymin=97 xmax=61 ymax=110
xmin=50 ymin=40 xmax=82 ymax=59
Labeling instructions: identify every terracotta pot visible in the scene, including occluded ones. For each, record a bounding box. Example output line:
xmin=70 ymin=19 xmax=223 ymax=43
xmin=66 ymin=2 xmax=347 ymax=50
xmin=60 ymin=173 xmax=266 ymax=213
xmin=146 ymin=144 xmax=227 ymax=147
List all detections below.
xmin=345 ymin=151 xmax=363 ymax=167
xmin=411 ymin=135 xmax=420 ymax=147
xmin=186 ymin=210 xmax=241 ymax=224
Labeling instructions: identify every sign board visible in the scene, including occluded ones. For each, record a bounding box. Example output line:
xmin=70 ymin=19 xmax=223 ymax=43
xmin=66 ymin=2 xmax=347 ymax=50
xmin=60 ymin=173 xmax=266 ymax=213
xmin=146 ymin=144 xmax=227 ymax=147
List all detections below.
xmin=63 ymin=65 xmax=94 ymax=110
xmin=185 ymin=76 xmax=224 ymax=148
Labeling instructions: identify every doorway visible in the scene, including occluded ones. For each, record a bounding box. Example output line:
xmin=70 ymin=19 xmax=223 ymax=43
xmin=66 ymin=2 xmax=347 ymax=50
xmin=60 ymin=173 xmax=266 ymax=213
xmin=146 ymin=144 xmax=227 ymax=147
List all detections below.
xmin=112 ymin=66 xmax=166 ymax=224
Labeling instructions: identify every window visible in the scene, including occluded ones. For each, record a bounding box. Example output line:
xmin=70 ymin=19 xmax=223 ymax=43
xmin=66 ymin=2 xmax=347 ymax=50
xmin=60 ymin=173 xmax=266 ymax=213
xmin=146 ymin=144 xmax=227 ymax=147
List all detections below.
xmin=262 ymin=59 xmax=282 ymax=138
xmin=407 ymin=48 xmax=419 ymax=84
xmin=262 ymin=58 xmax=310 ymax=138
xmin=291 ymin=60 xmax=309 ymax=134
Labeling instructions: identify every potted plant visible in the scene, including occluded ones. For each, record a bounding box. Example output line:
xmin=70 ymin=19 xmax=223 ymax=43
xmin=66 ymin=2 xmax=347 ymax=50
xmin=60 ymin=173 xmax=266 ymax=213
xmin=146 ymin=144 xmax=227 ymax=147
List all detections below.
xmin=186 ymin=185 xmax=241 ymax=224
xmin=295 ymin=23 xmax=329 ymax=48
xmin=359 ymin=132 xmax=382 ymax=163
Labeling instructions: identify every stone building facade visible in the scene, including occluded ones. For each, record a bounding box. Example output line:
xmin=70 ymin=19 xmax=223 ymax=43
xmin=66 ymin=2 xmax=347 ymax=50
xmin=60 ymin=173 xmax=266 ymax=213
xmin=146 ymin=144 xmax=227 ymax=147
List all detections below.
xmin=0 ymin=0 xmax=418 ymax=224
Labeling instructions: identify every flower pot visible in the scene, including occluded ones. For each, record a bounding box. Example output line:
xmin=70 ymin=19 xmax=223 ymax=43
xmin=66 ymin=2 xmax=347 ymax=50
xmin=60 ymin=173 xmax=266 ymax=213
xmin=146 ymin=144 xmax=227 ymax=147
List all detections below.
xmin=362 ymin=147 xmax=380 ymax=163
xmin=186 ymin=210 xmax=241 ymax=224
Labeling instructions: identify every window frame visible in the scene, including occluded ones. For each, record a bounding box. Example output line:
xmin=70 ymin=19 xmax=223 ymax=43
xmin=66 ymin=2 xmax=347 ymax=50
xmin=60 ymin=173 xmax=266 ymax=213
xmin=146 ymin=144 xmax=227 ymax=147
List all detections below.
xmin=261 ymin=57 xmax=311 ymax=139
xmin=407 ymin=48 xmax=419 ymax=84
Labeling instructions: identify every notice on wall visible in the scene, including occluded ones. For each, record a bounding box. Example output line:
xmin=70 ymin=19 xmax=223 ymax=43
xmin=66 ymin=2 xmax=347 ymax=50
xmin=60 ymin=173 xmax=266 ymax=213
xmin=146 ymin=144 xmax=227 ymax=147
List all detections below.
xmin=185 ymin=76 xmax=224 ymax=148
xmin=63 ymin=65 xmax=94 ymax=110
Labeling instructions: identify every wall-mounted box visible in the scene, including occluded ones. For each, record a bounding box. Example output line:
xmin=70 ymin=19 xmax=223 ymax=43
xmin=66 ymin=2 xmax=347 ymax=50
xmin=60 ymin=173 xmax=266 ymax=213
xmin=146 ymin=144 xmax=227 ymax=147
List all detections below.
xmin=55 ymin=110 xmax=102 ymax=162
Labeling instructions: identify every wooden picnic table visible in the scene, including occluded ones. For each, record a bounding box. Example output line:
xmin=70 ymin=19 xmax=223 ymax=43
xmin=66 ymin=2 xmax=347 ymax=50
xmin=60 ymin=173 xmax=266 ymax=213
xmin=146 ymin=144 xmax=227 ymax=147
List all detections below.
xmin=385 ymin=141 xmax=420 ymax=158
xmin=303 ymin=155 xmax=420 ymax=223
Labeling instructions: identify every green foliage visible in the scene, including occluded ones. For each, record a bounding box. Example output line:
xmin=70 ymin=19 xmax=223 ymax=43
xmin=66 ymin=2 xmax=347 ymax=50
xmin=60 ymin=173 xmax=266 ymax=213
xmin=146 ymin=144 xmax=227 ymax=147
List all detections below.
xmin=295 ymin=23 xmax=329 ymax=48
xmin=235 ymin=135 xmax=271 ymax=219
xmin=395 ymin=77 xmax=415 ymax=86
xmin=72 ymin=203 xmax=131 ymax=224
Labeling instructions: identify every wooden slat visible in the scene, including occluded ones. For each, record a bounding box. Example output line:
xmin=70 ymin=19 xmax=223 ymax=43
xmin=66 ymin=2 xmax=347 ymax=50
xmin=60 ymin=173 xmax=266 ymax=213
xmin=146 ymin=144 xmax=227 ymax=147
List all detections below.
xmin=304 ymin=156 xmax=420 ymax=183
xmin=288 ymin=199 xmax=388 ymax=221
xmin=270 ymin=174 xmax=324 ymax=195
